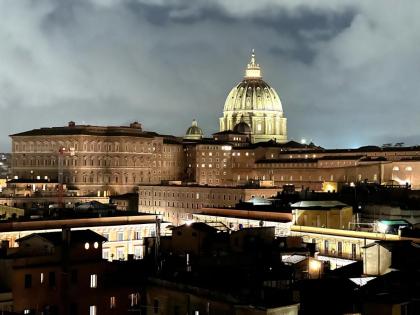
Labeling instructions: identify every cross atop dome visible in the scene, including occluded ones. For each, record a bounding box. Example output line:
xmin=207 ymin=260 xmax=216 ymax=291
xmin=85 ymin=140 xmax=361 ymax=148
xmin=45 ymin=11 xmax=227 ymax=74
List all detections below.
xmin=245 ymin=49 xmax=262 ymax=79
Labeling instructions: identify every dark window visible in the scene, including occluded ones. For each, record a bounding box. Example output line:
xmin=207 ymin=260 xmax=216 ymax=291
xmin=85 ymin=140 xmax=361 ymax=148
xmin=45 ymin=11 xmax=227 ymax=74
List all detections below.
xmin=337 ymin=242 xmax=343 ymax=256
xmin=153 ymin=299 xmax=159 ymax=314
xmin=71 ymin=270 xmax=78 ymax=284
xmin=49 ymin=272 xmax=56 ymax=287
xmin=70 ymin=303 xmax=78 ymax=315
xmin=24 ymin=274 xmax=32 ymax=288
xmin=352 ymin=244 xmax=357 ymax=259
xmin=324 ymin=240 xmax=329 ymax=254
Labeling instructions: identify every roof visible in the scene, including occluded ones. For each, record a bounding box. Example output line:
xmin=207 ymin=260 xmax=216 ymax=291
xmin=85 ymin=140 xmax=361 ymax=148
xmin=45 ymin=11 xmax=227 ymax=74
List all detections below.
xmin=291 ymin=200 xmax=349 ymax=210
xmin=213 ymin=130 xmax=246 ymax=135
xmin=7 ymin=178 xmax=56 ymax=184
xmin=183 ymin=138 xmax=232 ymax=145
xmin=110 ymin=193 xmax=138 ymax=199
xmin=16 ymin=229 xmax=107 ymax=245
xmin=319 ymin=155 xmax=364 ymax=161
xmin=10 ymin=124 xmax=162 ymax=138
xmin=377 ymin=219 xmax=411 ymax=226
xmin=258 ymin=145 xmax=420 ymax=155
xmin=362 ymin=240 xmax=418 ymax=251
xmin=257 ymin=158 xmax=318 ymax=164
xmin=245 ymin=196 xmax=272 ymax=206
xmin=163 ymin=137 xmax=183 ymax=145
xmin=281 ymin=254 xmax=307 ymax=265
xmin=172 ymin=222 xmax=218 ymax=233
xmin=349 ymin=277 xmax=376 ymax=287
xmin=243 ymin=139 xmax=321 ymax=150
xmin=75 ymin=200 xmax=112 ymax=210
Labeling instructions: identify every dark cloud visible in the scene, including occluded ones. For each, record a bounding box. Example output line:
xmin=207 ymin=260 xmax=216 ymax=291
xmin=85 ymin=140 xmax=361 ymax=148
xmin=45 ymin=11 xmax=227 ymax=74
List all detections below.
xmin=0 ymin=0 xmax=419 ymax=151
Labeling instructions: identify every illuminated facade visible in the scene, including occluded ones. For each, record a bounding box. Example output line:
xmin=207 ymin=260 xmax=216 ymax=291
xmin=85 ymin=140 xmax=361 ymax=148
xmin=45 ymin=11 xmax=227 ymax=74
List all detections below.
xmin=10 ymin=122 xmax=184 ymax=195
xmin=219 ymin=50 xmax=287 ymax=143
xmin=0 ymin=215 xmax=166 ymax=261
xmin=138 ymin=185 xmax=281 ymax=224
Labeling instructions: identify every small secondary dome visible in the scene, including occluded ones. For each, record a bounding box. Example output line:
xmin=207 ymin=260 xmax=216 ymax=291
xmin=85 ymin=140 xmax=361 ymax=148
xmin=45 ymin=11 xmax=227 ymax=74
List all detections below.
xmin=184 ymin=119 xmax=203 ymax=140
xmin=233 ymin=117 xmax=251 ymax=134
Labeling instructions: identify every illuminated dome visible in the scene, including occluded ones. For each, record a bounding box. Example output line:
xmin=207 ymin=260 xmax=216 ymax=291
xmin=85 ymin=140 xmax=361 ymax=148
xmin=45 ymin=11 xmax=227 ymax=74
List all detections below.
xmin=184 ymin=119 xmax=203 ymax=140
xmin=219 ymin=50 xmax=287 ymax=143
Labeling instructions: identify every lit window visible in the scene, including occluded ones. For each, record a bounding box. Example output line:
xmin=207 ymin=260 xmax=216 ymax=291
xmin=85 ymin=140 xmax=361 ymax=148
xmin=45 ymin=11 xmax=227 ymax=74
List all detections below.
xmin=94 ymin=242 xmax=99 ymax=249
xmin=103 ymin=249 xmax=109 ymax=260
xmin=84 ymin=242 xmax=90 ymax=250
xmin=24 ymin=310 xmax=31 ymax=314
xmin=117 ymin=247 xmax=124 ymax=260
xmin=129 ymin=293 xmax=140 ymax=307
xmin=89 ymin=305 xmax=97 ymax=315
xmin=393 ymin=166 xmax=400 ymax=171
xmin=110 ymin=296 xmax=116 ymax=309
xmin=405 ymin=166 xmax=413 ymax=171
xmin=40 ymin=273 xmax=44 ymax=284
xmin=90 ymin=274 xmax=97 ymax=288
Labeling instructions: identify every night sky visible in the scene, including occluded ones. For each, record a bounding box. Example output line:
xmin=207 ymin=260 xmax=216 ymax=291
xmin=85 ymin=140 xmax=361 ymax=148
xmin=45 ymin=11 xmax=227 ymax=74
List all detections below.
xmin=1 ymin=0 xmax=420 ymax=151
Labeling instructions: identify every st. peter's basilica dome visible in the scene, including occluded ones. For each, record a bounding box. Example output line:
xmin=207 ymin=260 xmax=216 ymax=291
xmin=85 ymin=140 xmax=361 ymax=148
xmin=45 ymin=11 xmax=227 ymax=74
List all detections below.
xmin=219 ymin=50 xmax=287 ymax=143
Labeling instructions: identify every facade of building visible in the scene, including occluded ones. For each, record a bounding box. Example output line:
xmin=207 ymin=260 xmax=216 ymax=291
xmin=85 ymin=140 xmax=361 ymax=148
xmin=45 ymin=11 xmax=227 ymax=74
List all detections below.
xmin=138 ymin=185 xmax=281 ymax=224
xmin=10 ymin=122 xmax=184 ymax=195
xmin=0 ymin=215 xmax=167 ymax=262
xmin=291 ymin=200 xmax=354 ymax=230
xmin=1 ymin=229 xmax=146 ymax=315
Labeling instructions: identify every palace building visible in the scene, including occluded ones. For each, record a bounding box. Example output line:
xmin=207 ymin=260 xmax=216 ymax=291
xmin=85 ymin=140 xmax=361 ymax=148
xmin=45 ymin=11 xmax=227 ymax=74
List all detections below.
xmin=9 ymin=122 xmax=184 ymax=196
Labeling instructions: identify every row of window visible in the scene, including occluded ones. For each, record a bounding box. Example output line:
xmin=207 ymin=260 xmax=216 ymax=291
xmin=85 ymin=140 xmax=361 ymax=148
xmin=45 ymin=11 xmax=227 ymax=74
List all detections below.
xmin=14 ymin=155 xmax=161 ymax=168
xmin=312 ymin=239 xmax=358 ymax=259
xmin=139 ymin=190 xmax=241 ymax=201
xmin=14 ymin=141 xmax=161 ymax=153
xmin=24 ymin=272 xmax=97 ymax=289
